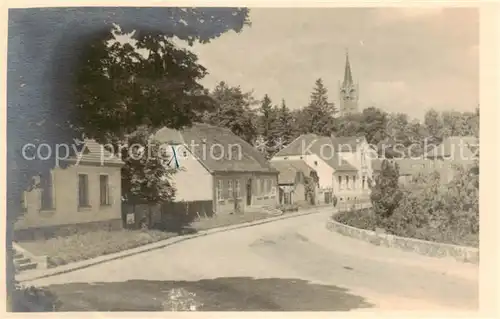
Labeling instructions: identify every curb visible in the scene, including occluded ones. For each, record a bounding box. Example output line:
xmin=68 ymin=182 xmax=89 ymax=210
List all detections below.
xmin=17 ymin=207 xmax=331 ymax=283
xmin=326 ymin=220 xmax=479 ymax=264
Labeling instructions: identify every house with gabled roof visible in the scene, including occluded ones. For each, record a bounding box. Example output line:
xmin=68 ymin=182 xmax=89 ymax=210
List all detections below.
xmin=270 ymin=160 xmax=314 ymax=205
xmin=16 ymin=139 xmax=125 ymax=232
xmin=154 ymin=123 xmax=279 ymax=215
xmin=271 ymin=133 xmax=374 ymax=204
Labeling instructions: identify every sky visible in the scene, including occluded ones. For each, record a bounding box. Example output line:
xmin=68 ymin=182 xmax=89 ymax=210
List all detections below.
xmin=178 ymin=8 xmax=479 ymax=120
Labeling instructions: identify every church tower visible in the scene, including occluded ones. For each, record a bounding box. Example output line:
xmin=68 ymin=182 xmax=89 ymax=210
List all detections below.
xmin=338 ymin=50 xmax=359 ymax=116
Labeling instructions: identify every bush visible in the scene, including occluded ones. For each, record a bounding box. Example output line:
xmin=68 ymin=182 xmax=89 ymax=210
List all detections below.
xmin=277 ymin=203 xmax=299 ymax=213
xmin=370 ymin=160 xmax=403 ymax=218
xmin=334 ymin=163 xmax=479 ymax=247
xmin=334 ymin=209 xmax=377 ymax=231
xmin=12 ymin=284 xmax=61 ymax=311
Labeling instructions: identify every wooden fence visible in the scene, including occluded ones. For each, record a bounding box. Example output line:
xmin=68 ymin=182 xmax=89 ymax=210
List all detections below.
xmin=122 ymin=200 xmax=214 ymax=231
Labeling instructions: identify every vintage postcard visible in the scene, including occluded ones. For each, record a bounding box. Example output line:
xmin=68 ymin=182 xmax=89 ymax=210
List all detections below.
xmin=2 ymin=1 xmax=497 ymax=316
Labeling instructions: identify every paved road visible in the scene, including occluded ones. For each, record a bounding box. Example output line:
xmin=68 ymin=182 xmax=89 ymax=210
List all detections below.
xmin=28 ymin=210 xmax=478 ymax=311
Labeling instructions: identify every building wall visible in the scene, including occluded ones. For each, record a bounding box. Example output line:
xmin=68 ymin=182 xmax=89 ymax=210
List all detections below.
xmin=271 ymin=154 xmax=334 ymax=190
xmin=16 ymin=163 xmax=122 ymax=229
xmin=214 ymin=172 xmax=279 ymax=214
xmin=332 ymin=171 xmax=371 ymax=202
xmin=167 ymin=144 xmax=213 ymax=202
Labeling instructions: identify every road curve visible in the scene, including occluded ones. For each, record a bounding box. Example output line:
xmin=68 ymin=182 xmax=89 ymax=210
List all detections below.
xmin=28 ymin=210 xmax=478 ymax=311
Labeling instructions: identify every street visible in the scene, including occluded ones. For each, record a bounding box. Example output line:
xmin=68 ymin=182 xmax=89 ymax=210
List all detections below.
xmin=26 ymin=210 xmax=478 ymax=311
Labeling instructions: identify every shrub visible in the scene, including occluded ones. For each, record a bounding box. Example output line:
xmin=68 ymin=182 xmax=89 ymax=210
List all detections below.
xmin=370 ymin=160 xmax=403 ymax=218
xmin=12 ymin=284 xmax=61 ymax=311
xmin=334 ymin=209 xmax=377 ymax=231
xmin=334 ymin=163 xmax=479 ymax=247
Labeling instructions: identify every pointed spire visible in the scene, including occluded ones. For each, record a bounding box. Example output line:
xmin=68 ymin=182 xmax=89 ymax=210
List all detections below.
xmin=343 ymin=49 xmax=353 ymax=86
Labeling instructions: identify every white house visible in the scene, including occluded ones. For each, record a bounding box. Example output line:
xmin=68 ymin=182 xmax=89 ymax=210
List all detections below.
xmin=271 ymin=134 xmax=374 ymax=204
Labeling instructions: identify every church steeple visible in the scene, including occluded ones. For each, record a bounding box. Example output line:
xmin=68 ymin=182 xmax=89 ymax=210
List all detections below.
xmin=343 ymin=49 xmax=353 ymax=86
xmin=338 ymin=49 xmax=359 ymax=116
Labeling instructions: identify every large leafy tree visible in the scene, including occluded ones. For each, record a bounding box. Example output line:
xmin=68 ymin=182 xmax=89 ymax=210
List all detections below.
xmin=204 ymin=81 xmax=258 ymax=144
xmin=7 ymin=7 xmax=250 ymax=310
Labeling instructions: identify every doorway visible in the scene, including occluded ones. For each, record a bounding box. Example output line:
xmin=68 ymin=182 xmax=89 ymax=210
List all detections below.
xmin=246 ymin=178 xmax=252 ymax=206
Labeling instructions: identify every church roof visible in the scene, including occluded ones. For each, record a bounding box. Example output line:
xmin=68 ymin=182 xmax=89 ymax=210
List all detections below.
xmin=343 ymin=50 xmax=353 ymax=86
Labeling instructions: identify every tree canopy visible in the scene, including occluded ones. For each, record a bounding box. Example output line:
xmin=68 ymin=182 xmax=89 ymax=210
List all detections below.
xmin=7 ymin=7 xmax=250 ymax=310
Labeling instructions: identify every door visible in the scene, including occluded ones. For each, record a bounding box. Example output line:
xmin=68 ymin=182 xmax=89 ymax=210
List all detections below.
xmin=246 ymin=178 xmax=252 ymax=206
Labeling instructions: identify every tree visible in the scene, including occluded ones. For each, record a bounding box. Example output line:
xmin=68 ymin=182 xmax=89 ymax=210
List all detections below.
xmin=120 ymin=127 xmax=177 ymax=204
xmin=7 ymin=7 xmax=250 ymax=311
xmin=360 ymin=107 xmax=388 ymax=146
xmin=336 ymin=107 xmax=387 ymax=147
xmin=424 ymin=109 xmax=444 ymax=144
xmin=205 ymin=81 xmax=258 ymax=144
xmin=256 ymin=94 xmax=279 ymax=158
xmin=304 ymin=170 xmax=320 ymax=205
xmin=370 ymin=160 xmax=403 ymax=220
xmin=301 ymin=78 xmax=337 ymax=135
xmin=274 ymin=99 xmax=296 ymax=150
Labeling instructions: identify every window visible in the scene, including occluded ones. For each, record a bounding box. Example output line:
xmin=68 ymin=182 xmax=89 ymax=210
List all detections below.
xmin=40 ymin=172 xmax=54 ymax=210
xmin=78 ymin=174 xmax=89 ymax=208
xmin=235 ymin=180 xmax=241 ymax=198
xmin=314 ymin=161 xmax=318 ymax=166
xmin=260 ymin=179 xmax=265 ymax=196
xmin=100 ymin=175 xmax=110 ymax=205
xmin=266 ymin=179 xmax=272 ymax=194
xmin=228 ymin=180 xmax=233 ymax=198
xmin=362 ymin=176 xmax=366 ymax=189
xmin=346 ymin=176 xmax=350 ymax=190
xmin=353 ymin=176 xmax=357 ymax=190
xmin=338 ymin=176 xmax=343 ymax=190
xmin=217 ymin=180 xmax=224 ymax=201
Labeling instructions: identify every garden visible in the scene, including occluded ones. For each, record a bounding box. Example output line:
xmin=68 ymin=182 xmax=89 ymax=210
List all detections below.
xmin=334 ymin=160 xmax=479 ymax=248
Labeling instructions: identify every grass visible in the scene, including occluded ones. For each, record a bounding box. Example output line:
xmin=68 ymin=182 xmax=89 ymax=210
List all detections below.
xmin=18 ymin=210 xmax=284 ymax=268
xmin=333 ymin=209 xmax=479 ymax=248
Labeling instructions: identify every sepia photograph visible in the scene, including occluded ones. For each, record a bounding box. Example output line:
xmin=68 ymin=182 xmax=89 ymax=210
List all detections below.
xmin=4 ymin=4 xmax=487 ymax=313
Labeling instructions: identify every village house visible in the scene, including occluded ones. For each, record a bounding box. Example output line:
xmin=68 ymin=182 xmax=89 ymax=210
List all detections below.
xmin=16 ymin=139 xmax=125 ymax=237
xmin=424 ymin=136 xmax=479 ymax=183
xmin=372 ymin=136 xmax=479 ymax=185
xmin=372 ymin=158 xmax=435 ymax=185
xmin=270 ymin=160 xmax=315 ymax=205
xmin=271 ymin=133 xmax=374 ymax=205
xmin=154 ymin=123 xmax=279 ymax=215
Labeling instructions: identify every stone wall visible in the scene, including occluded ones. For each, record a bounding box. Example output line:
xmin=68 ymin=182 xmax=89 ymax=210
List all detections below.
xmin=326 ymin=219 xmax=479 ymax=264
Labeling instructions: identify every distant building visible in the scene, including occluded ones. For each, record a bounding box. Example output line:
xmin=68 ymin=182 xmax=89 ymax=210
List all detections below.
xmin=372 ymin=158 xmax=435 ymax=185
xmin=154 ymin=123 xmax=279 ymax=215
xmin=424 ymin=136 xmax=479 ymax=183
xmin=338 ymin=50 xmax=360 ymax=116
xmin=270 ymin=160 xmax=315 ymax=205
xmin=372 ymin=136 xmax=479 ymax=185
xmin=271 ymin=133 xmax=374 ymax=205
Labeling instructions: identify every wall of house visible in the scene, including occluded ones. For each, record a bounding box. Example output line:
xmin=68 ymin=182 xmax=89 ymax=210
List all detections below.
xmin=167 ymin=144 xmax=213 ymax=202
xmin=332 ymin=171 xmax=371 ymax=203
xmin=214 ymin=172 xmax=279 ymax=214
xmin=16 ymin=163 xmax=122 ymax=229
xmin=271 ymin=154 xmax=334 ymax=189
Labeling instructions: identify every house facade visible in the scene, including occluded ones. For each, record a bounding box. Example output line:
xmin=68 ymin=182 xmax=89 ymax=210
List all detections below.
xmin=17 ymin=140 xmax=124 ymax=230
xmin=271 ymin=134 xmax=374 ymax=205
xmin=154 ymin=123 xmax=279 ymax=215
xmin=270 ymin=160 xmax=313 ymax=205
